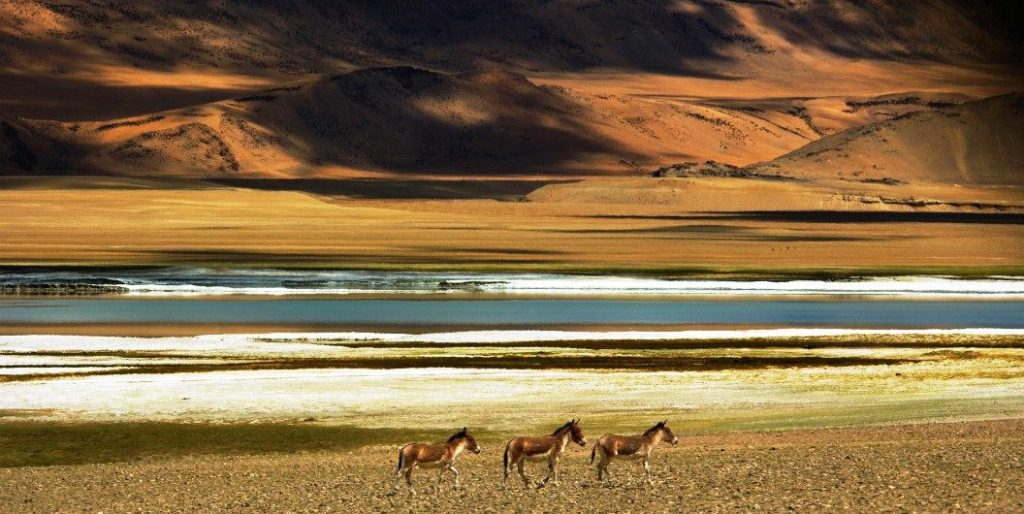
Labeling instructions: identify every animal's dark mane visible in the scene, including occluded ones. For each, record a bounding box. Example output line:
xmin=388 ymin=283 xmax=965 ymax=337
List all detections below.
xmin=552 ymin=420 xmax=574 ymax=435
xmin=643 ymin=422 xmax=664 ymax=436
xmin=447 ymin=429 xmax=467 ymax=442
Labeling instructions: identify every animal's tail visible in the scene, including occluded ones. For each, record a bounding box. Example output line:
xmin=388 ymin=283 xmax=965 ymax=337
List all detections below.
xmin=396 ymin=448 xmax=405 ymax=471
xmin=502 ymin=440 xmax=510 ymax=475
xmin=590 ymin=444 xmax=597 ymax=465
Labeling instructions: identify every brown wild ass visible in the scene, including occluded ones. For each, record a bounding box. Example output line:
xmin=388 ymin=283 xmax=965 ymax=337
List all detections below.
xmin=502 ymin=419 xmax=587 ymax=488
xmin=591 ymin=420 xmax=679 ymax=485
xmin=392 ymin=427 xmax=482 ymax=494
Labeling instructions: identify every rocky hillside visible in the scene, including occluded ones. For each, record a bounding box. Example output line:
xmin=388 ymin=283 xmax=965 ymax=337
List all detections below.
xmin=1 ymin=0 xmax=1021 ymax=120
xmin=0 ymin=1 xmax=1020 ymax=178
xmin=1 ymin=68 xmax=981 ymax=177
xmin=2 ymin=0 xmax=1020 ymax=79
xmin=751 ymin=94 xmax=1024 ymax=186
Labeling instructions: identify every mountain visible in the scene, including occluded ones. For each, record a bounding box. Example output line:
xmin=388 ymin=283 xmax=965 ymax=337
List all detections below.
xmin=1 ymin=0 xmax=1021 ymax=120
xmin=751 ymin=94 xmax=1024 ymax=186
xmin=0 ymin=1 xmax=1021 ymax=179
xmin=0 ymin=116 xmax=69 ymax=174
xmin=4 ymin=1 xmax=1021 ymax=76
xmin=1 ymin=68 xmax=979 ymax=177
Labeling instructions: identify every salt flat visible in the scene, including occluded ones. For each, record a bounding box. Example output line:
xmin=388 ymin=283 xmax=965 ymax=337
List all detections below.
xmin=3 ymin=330 xmax=1023 ymax=429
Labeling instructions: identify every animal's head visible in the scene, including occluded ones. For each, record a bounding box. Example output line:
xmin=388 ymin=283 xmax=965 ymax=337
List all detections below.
xmin=553 ymin=419 xmax=587 ymax=446
xmin=655 ymin=420 xmax=679 ymax=445
xmin=570 ymin=418 xmax=587 ymax=447
xmin=450 ymin=427 xmax=482 ymax=453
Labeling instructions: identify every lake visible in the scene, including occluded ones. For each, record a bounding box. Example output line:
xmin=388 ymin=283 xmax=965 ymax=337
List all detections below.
xmin=1 ymin=298 xmax=1021 ymax=327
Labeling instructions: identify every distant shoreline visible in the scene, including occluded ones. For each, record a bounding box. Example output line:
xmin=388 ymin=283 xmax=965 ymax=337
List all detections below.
xmin=5 ymin=322 xmax=1024 ymax=337
xmin=4 ymin=262 xmax=1024 ymax=280
xmin=2 ymin=267 xmax=1023 ymax=301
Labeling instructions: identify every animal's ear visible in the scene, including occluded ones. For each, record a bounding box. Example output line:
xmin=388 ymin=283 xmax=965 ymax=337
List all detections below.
xmin=462 ymin=426 xmax=467 ymax=432
xmin=662 ymin=419 xmax=669 ymax=426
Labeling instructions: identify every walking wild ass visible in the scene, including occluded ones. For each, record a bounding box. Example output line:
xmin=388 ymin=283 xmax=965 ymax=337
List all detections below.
xmin=503 ymin=419 xmax=587 ymax=488
xmin=393 ymin=427 xmax=482 ymax=494
xmin=591 ymin=420 xmax=679 ymax=485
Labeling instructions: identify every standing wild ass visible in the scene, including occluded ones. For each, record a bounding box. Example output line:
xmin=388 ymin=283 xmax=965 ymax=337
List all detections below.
xmin=393 ymin=427 xmax=482 ymax=494
xmin=591 ymin=420 xmax=679 ymax=485
xmin=503 ymin=419 xmax=587 ymax=488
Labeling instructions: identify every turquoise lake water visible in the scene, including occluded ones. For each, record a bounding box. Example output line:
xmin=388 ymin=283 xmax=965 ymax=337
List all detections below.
xmin=0 ymin=298 xmax=1021 ymax=327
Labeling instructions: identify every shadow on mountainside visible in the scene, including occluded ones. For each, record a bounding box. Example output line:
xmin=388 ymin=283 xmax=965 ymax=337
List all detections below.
xmin=3 ymin=0 xmax=1022 ymax=121
xmin=207 ymin=178 xmax=572 ymax=200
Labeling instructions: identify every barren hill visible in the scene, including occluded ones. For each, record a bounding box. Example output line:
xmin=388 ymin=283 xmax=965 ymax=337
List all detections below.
xmin=1 ymin=0 xmax=1021 ymax=120
xmin=0 ymin=1 xmax=1021 ymax=180
xmin=751 ymin=94 xmax=1024 ymax=186
xmin=1 ymin=68 xmax=985 ymax=177
xmin=5 ymin=0 xmax=1019 ymax=76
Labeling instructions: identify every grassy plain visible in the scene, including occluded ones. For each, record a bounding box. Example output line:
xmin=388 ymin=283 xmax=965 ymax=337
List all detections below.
xmin=1 ymin=177 xmax=1022 ymax=276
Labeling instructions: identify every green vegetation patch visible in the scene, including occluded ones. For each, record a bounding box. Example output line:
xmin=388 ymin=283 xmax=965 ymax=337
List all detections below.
xmin=0 ymin=421 xmax=499 ymax=469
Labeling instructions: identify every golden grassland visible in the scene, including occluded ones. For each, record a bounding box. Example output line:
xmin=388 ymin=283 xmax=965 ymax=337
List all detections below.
xmin=1 ymin=177 xmax=1022 ymax=276
xmin=0 ymin=421 xmax=458 ymax=468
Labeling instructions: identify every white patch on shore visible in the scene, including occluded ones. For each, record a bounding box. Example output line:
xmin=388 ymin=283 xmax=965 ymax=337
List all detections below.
xmin=2 ymin=328 xmax=1023 ymax=354
xmin=110 ymin=273 xmax=1024 ymax=298
xmin=3 ymin=328 xmax=1022 ymax=424
xmin=0 ymin=366 xmax=131 ymax=376
xmin=1 ymin=363 xmax=1023 ymax=424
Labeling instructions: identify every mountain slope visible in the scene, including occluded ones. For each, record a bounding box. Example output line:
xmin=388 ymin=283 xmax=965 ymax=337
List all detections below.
xmin=0 ymin=68 xmax=975 ymax=177
xmin=0 ymin=116 xmax=69 ymax=174
xmin=2 ymin=0 xmax=1019 ymax=77
xmin=0 ymin=0 xmax=1021 ymax=120
xmin=750 ymin=94 xmax=1024 ymax=186
xmin=0 ymin=1 xmax=1020 ymax=179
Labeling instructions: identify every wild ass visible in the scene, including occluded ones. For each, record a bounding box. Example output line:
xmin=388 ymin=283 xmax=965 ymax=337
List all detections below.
xmin=503 ymin=419 xmax=587 ymax=488
xmin=591 ymin=420 xmax=679 ymax=485
xmin=392 ymin=427 xmax=482 ymax=494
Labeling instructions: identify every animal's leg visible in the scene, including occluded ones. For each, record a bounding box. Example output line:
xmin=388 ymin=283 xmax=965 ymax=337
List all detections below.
xmin=435 ymin=465 xmax=449 ymax=493
xmin=643 ymin=458 xmax=653 ymax=486
xmin=517 ymin=459 xmax=531 ymax=488
xmin=392 ymin=465 xmax=405 ymax=492
xmin=503 ymin=444 xmax=511 ymax=488
xmin=406 ymin=466 xmax=416 ymax=496
xmin=537 ymin=459 xmax=554 ymax=489
xmin=552 ymin=457 xmax=560 ymax=486
xmin=451 ymin=466 xmax=461 ymax=489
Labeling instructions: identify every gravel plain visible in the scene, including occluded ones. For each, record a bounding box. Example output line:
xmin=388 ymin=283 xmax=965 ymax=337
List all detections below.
xmin=3 ymin=418 xmax=1023 ymax=513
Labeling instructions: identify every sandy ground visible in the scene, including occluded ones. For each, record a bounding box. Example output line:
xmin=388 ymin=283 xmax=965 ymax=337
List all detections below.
xmin=2 ymin=418 xmax=1022 ymax=513
xmin=1 ymin=177 xmax=1022 ymax=272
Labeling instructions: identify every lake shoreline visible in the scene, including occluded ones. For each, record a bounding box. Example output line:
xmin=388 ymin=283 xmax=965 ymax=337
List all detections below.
xmin=4 ymin=263 xmax=1024 ymax=281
